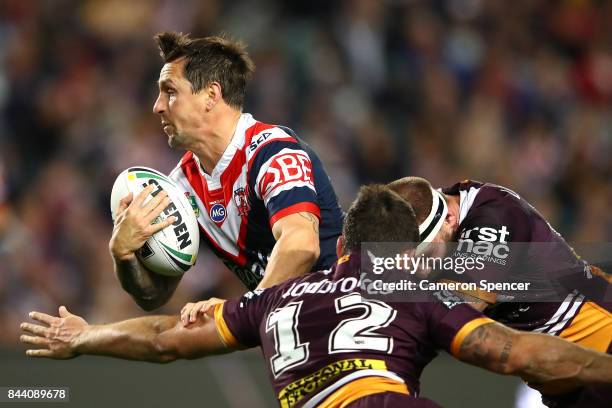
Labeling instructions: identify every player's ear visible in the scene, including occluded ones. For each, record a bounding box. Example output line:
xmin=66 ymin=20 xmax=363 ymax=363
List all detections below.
xmin=336 ymin=236 xmax=345 ymax=258
xmin=206 ymin=82 xmax=222 ymax=110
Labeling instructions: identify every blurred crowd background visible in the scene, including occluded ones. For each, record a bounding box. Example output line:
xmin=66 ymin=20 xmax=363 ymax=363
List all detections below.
xmin=0 ymin=0 xmax=611 ymax=348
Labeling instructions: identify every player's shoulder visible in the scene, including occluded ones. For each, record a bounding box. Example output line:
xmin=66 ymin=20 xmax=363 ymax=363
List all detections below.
xmin=453 ymin=180 xmax=527 ymax=219
xmin=444 ymin=179 xmax=518 ymax=205
xmin=453 ymin=180 xmax=535 ymax=243
xmin=244 ymin=121 xmax=305 ymax=163
xmin=476 ymin=183 xmax=531 ymax=222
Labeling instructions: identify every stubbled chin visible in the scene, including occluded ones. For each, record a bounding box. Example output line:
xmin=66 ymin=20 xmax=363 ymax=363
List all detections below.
xmin=167 ymin=133 xmax=185 ymax=149
xmin=163 ymin=127 xmax=175 ymax=146
xmin=167 ymin=134 xmax=176 ymax=148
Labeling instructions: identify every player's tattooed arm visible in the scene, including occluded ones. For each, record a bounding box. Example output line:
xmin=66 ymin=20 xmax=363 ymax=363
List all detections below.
xmin=456 ymin=322 xmax=514 ymax=373
xmin=110 ymin=185 xmax=181 ymax=311
xmin=298 ymin=211 xmax=319 ymax=234
xmin=114 ymin=258 xmax=181 ymax=311
xmin=456 ymin=321 xmax=612 ymax=394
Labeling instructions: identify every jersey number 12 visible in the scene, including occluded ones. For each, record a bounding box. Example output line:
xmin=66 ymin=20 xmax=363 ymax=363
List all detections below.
xmin=265 ymin=293 xmax=397 ymax=378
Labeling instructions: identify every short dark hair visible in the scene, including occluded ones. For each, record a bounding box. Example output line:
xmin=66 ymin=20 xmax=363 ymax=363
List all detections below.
xmin=154 ymin=32 xmax=255 ymax=109
xmin=387 ymin=177 xmax=433 ymax=224
xmin=342 ymin=184 xmax=419 ymax=253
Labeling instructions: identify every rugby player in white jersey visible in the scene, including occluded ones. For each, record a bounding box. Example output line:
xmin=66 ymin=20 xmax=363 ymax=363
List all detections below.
xmin=109 ymin=32 xmax=343 ymax=311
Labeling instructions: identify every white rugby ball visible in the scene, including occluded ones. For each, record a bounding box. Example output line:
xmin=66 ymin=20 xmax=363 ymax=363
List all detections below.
xmin=110 ymin=166 xmax=199 ymax=276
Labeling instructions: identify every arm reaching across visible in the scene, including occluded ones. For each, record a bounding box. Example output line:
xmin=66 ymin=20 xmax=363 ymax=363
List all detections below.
xmin=178 ymin=210 xmax=321 ymax=323
xmin=455 ymin=321 xmax=612 ymax=394
xmin=110 ymin=185 xmax=181 ymax=311
xmin=20 ymin=306 xmax=231 ymax=363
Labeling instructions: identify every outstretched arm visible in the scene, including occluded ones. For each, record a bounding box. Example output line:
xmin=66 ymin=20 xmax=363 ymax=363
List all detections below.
xmin=455 ymin=321 xmax=612 ymax=394
xmin=20 ymin=306 xmax=230 ymax=363
xmin=179 ymin=211 xmax=321 ymax=322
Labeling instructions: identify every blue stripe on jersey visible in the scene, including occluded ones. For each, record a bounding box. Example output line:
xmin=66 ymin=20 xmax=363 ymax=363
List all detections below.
xmin=276 ymin=126 xmax=345 ymax=270
xmin=248 ymin=127 xmax=344 ymax=272
xmin=265 ymin=185 xmax=319 ymax=218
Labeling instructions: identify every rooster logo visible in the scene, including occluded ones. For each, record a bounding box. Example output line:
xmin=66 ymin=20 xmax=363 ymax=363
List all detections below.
xmin=233 ymin=187 xmax=250 ymax=216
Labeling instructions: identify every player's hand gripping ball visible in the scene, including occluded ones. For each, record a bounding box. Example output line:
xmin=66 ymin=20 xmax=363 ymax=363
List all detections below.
xmin=110 ymin=167 xmax=199 ymax=276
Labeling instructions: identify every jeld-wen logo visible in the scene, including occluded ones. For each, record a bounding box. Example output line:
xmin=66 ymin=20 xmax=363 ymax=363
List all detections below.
xmin=457 ymin=225 xmax=510 ymax=258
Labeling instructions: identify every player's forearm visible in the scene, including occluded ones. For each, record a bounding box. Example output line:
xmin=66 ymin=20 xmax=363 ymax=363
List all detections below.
xmin=512 ymin=332 xmax=612 ymax=389
xmin=74 ymin=316 xmax=179 ymax=363
xmin=113 ymin=257 xmax=179 ymax=311
xmin=114 ymin=256 xmax=157 ymax=297
xmin=456 ymin=321 xmax=612 ymax=392
xmin=258 ymin=232 xmax=319 ymax=289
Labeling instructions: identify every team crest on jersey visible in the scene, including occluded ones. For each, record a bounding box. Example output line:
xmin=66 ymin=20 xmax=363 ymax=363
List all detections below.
xmin=184 ymin=192 xmax=200 ymax=217
xmin=209 ymin=202 xmax=227 ymax=223
xmin=233 ymin=186 xmax=250 ymax=216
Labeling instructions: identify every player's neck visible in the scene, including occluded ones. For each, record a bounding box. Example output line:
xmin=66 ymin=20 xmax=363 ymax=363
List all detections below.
xmin=191 ymin=109 xmax=242 ymax=174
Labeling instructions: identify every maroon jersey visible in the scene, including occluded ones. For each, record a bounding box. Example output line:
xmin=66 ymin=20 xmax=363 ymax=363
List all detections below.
xmin=441 ymin=180 xmax=611 ymax=343
xmin=214 ymin=253 xmax=492 ymax=407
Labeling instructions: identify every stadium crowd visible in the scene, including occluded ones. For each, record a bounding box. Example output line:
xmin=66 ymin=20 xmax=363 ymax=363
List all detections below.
xmin=0 ymin=0 xmax=610 ymax=344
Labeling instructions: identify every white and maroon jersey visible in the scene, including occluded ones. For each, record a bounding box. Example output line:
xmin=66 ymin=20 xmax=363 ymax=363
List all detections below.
xmin=441 ymin=180 xmax=611 ymax=340
xmin=170 ymin=113 xmax=344 ymax=290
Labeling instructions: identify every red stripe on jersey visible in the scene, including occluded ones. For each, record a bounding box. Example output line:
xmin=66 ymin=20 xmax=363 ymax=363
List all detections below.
xmin=179 ymin=151 xmax=192 ymax=166
xmin=269 ymin=201 xmax=321 ymax=228
xmin=230 ymin=122 xmax=273 ymax=264
xmin=227 ymin=121 xmax=277 ymax=266
xmin=181 ymin=152 xmax=247 ymax=265
xmin=180 ymin=152 xmax=205 ymax=201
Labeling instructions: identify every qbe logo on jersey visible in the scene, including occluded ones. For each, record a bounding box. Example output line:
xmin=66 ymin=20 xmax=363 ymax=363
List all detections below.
xmin=259 ymin=151 xmax=314 ymax=199
xmin=209 ymin=203 xmax=227 ymax=223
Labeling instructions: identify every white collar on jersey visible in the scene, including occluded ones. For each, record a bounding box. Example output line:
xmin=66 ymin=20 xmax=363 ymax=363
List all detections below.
xmin=458 ymin=185 xmax=481 ymax=225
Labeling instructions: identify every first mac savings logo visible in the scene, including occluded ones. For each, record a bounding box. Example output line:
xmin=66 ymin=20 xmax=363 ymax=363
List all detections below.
xmin=456 ymin=225 xmax=511 ymax=264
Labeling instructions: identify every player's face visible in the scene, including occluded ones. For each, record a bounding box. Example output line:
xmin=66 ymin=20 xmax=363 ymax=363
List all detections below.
xmin=153 ymin=59 xmax=209 ymax=149
xmin=432 ymin=215 xmax=457 ymax=243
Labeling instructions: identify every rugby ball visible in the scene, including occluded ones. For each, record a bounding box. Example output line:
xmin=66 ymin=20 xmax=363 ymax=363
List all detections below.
xmin=110 ymin=167 xmax=199 ymax=276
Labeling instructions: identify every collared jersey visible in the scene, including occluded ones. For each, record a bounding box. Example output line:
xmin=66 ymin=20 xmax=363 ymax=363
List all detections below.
xmin=214 ymin=254 xmax=492 ymax=407
xmin=170 ymin=113 xmax=343 ymax=290
xmin=442 ymin=180 xmax=611 ymax=353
